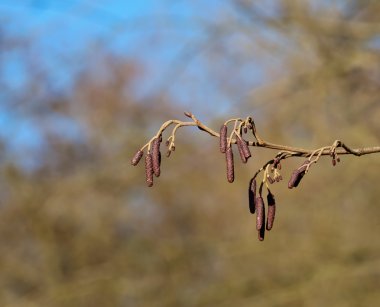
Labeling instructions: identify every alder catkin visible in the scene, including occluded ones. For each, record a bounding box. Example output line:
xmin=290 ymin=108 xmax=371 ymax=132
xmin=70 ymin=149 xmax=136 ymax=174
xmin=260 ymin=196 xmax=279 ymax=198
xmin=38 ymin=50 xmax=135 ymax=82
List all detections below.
xmin=288 ymin=161 xmax=308 ymax=189
xmin=145 ymin=153 xmax=154 ymax=187
xmin=241 ymin=137 xmax=251 ymax=159
xmin=266 ymin=191 xmax=276 ymax=231
xmin=236 ymin=137 xmax=247 ymax=163
xmin=255 ymin=196 xmax=264 ymax=231
xmin=248 ymin=178 xmax=256 ymax=214
xmin=152 ymin=137 xmax=161 ymax=177
xmin=220 ymin=124 xmax=227 ymax=153
xmin=226 ymin=146 xmax=234 ymax=183
xmin=257 ymin=196 xmax=266 ymax=241
xmin=288 ymin=169 xmax=300 ymax=189
xmin=131 ymin=150 xmax=144 ymax=166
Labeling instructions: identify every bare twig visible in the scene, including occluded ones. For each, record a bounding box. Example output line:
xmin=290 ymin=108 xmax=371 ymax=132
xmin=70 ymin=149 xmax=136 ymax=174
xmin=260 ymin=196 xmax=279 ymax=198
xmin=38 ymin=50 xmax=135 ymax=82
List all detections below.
xmin=138 ymin=112 xmax=380 ymax=157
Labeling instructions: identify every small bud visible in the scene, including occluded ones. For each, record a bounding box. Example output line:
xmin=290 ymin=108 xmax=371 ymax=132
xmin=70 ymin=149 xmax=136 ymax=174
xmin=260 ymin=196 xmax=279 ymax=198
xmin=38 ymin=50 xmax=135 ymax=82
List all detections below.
xmin=273 ymin=158 xmax=281 ymax=170
xmin=332 ymin=158 xmax=336 ymax=166
xmin=266 ymin=191 xmax=276 ymax=230
xmin=248 ymin=178 xmax=256 ymax=214
xmin=152 ymin=138 xmax=161 ymax=177
xmin=255 ymin=196 xmax=265 ymax=231
xmin=243 ymin=127 xmax=248 ymax=134
xmin=184 ymin=112 xmax=192 ymax=118
xmin=145 ymin=153 xmax=154 ymax=187
xmin=165 ymin=140 xmax=170 ymax=147
xmin=337 ymin=157 xmax=341 ymax=163
xmin=131 ymin=150 xmax=144 ymax=166
xmin=220 ymin=125 xmax=228 ymax=153
xmin=267 ymin=176 xmax=274 ymax=184
xmin=226 ymin=146 xmax=234 ymax=183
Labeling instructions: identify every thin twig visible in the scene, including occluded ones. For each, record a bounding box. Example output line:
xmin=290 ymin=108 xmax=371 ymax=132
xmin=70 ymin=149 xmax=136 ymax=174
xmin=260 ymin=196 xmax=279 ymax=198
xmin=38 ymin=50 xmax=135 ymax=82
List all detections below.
xmin=141 ymin=113 xmax=380 ymax=157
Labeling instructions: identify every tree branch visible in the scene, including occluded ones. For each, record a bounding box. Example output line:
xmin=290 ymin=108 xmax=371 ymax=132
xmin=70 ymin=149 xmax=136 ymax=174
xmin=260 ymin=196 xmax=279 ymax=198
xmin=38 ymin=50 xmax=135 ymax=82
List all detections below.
xmin=138 ymin=112 xmax=380 ymax=157
xmin=131 ymin=112 xmax=380 ymax=242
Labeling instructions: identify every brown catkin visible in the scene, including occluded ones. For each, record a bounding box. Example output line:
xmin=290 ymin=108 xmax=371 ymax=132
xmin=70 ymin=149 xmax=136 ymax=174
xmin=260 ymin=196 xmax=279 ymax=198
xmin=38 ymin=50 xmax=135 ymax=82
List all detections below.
xmin=248 ymin=178 xmax=256 ymax=214
xmin=220 ymin=125 xmax=227 ymax=153
xmin=240 ymin=137 xmax=251 ymax=159
xmin=256 ymin=196 xmax=264 ymax=231
xmin=288 ymin=169 xmax=300 ymax=189
xmin=266 ymin=192 xmax=276 ymax=230
xmin=236 ymin=137 xmax=247 ymax=163
xmin=131 ymin=150 xmax=144 ymax=166
xmin=145 ymin=153 xmax=154 ymax=187
xmin=226 ymin=146 xmax=234 ymax=183
xmin=288 ymin=162 xmax=308 ymax=189
xmin=257 ymin=197 xmax=266 ymax=241
xmin=152 ymin=138 xmax=161 ymax=177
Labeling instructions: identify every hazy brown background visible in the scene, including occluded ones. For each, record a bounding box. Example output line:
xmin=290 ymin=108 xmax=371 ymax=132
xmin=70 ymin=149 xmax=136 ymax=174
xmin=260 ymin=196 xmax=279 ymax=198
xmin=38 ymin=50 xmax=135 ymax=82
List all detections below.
xmin=0 ymin=1 xmax=380 ymax=306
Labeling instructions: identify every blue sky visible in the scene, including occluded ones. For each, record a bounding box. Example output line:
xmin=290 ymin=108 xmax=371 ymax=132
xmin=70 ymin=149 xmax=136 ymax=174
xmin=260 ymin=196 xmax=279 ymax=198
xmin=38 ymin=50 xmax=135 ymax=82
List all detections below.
xmin=0 ymin=0 xmax=268 ymax=169
xmin=0 ymin=0 xmax=265 ymax=96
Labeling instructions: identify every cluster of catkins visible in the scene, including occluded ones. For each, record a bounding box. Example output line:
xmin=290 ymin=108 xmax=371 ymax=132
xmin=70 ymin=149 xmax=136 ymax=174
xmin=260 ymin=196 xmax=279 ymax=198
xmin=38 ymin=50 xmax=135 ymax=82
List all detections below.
xmin=220 ymin=123 xmax=276 ymax=241
xmin=219 ymin=122 xmax=317 ymax=241
xmin=131 ymin=135 xmax=166 ymax=187
xmin=248 ymin=178 xmax=276 ymax=241
xmin=132 ymin=118 xmax=341 ymax=242
xmin=219 ymin=123 xmax=252 ymax=183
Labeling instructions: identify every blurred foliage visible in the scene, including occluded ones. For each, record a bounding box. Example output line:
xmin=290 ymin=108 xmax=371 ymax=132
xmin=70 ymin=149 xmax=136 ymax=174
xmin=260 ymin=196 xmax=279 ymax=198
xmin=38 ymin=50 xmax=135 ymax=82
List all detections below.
xmin=0 ymin=1 xmax=380 ymax=306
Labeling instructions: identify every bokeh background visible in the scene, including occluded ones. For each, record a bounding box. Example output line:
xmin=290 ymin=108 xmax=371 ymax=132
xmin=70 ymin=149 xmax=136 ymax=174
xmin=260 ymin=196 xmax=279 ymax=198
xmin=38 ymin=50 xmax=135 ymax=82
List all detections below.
xmin=1 ymin=1 xmax=380 ymax=306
